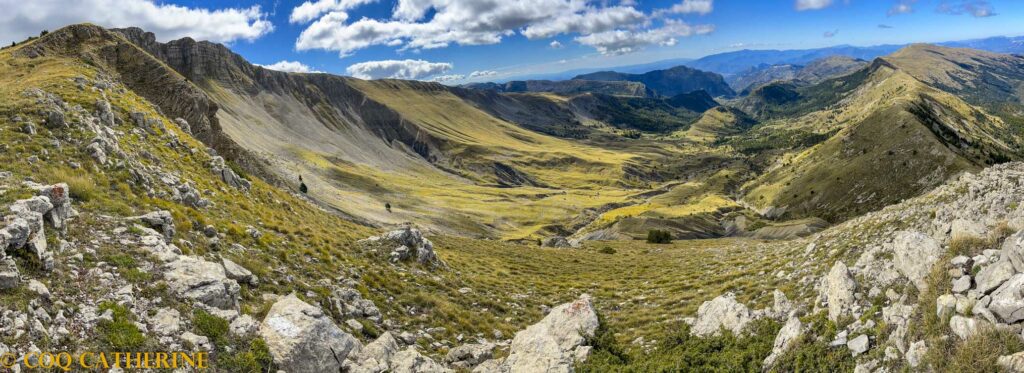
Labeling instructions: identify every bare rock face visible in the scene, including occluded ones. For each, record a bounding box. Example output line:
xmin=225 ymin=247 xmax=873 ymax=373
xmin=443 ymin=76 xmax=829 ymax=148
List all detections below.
xmin=501 ymin=294 xmax=599 ymax=373
xmin=132 ymin=210 xmax=176 ymax=242
xmin=366 ymin=227 xmax=442 ymax=266
xmin=163 ymin=256 xmax=240 ymax=310
xmin=691 ymin=292 xmax=755 ymax=337
xmin=344 ymin=332 xmax=400 ymax=373
xmin=390 ymin=347 xmax=451 ymax=373
xmin=763 ymin=316 xmax=802 ymax=368
xmin=259 ymin=294 xmax=362 ymax=373
xmin=975 ymin=260 xmax=1015 ymax=294
xmin=989 ymin=273 xmax=1024 ymax=323
xmin=446 ymin=342 xmax=495 ymax=370
xmin=1000 ymin=230 xmax=1024 ymax=272
xmin=892 ymin=231 xmax=943 ymax=292
xmin=824 ymin=261 xmax=856 ymax=321
xmin=0 ymin=258 xmax=19 ymax=289
xmin=998 ymin=351 xmax=1024 ymax=372
xmin=210 ymin=156 xmax=251 ymax=191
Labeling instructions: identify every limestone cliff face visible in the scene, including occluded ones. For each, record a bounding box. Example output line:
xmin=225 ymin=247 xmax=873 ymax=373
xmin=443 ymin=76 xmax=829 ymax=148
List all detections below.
xmin=18 ymin=24 xmax=270 ymax=181
xmin=113 ymin=27 xmax=452 ymax=169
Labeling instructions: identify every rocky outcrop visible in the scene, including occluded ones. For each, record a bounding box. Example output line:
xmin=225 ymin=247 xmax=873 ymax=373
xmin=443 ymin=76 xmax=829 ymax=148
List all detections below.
xmin=892 ymin=231 xmax=943 ymax=292
xmin=221 ymin=258 xmax=258 ymax=286
xmin=344 ymin=332 xmax=400 ymax=373
xmin=690 ymin=292 xmax=755 ymax=337
xmin=823 ymin=261 xmax=856 ymax=321
xmin=998 ymin=351 xmax=1024 ymax=372
xmin=446 ymin=342 xmax=495 ymax=370
xmin=131 ymin=210 xmax=176 ymax=242
xmin=541 ymin=236 xmax=573 ymax=248
xmin=2 ymin=183 xmax=75 ymax=271
xmin=163 ymin=256 xmax=240 ymax=310
xmin=365 ymin=227 xmax=442 ymax=266
xmin=763 ymin=316 xmax=802 ymax=368
xmin=498 ymin=294 xmax=599 ymax=373
xmin=260 ymin=294 xmax=362 ymax=373
xmin=210 ymin=156 xmax=251 ymax=191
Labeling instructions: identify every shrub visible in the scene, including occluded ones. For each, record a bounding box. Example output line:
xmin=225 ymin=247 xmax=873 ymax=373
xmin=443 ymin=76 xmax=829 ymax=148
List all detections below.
xmin=581 ymin=319 xmax=780 ymax=372
xmin=219 ymin=338 xmax=276 ymax=372
xmin=194 ymin=309 xmax=230 ymax=347
xmin=97 ymin=302 xmax=147 ymax=350
xmin=647 ymin=229 xmax=672 ymax=244
xmin=598 ymin=247 xmax=616 ymax=255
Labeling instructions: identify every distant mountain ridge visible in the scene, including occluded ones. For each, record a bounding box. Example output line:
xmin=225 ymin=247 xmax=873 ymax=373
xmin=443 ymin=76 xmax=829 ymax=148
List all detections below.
xmin=496 ymin=35 xmax=1022 ymax=83
xmin=463 ymin=79 xmax=652 ymax=97
xmin=730 ymin=56 xmax=869 ymax=93
xmin=573 ymin=65 xmax=735 ymax=97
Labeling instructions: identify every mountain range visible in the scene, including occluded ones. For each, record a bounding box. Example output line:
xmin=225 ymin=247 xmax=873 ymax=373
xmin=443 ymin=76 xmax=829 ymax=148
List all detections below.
xmin=3 ymin=23 xmax=1024 ymax=372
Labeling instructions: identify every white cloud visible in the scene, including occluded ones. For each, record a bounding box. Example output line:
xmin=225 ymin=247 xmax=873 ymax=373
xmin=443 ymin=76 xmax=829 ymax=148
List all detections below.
xmin=256 ymin=61 xmax=322 ymax=73
xmin=666 ymin=0 xmax=714 ymax=15
xmin=795 ymin=0 xmax=833 ymax=11
xmin=469 ymin=70 xmax=498 ymax=78
xmin=430 ymin=74 xmax=465 ymax=83
xmin=293 ymin=0 xmax=712 ymax=57
xmin=937 ymin=0 xmax=996 ymax=17
xmin=290 ymin=0 xmax=378 ymax=24
xmin=888 ymin=0 xmax=916 ymax=16
xmin=0 ymin=0 xmax=273 ymax=45
xmin=823 ymin=29 xmax=838 ymax=38
xmin=549 ymin=40 xmax=563 ymax=48
xmin=575 ymin=20 xmax=713 ymax=56
xmin=345 ymin=59 xmax=453 ymax=80
xmin=521 ymin=6 xmax=646 ymax=39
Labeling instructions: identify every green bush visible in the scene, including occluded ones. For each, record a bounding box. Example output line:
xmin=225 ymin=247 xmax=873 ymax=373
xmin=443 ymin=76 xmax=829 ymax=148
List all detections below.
xmin=646 ymin=229 xmax=673 ymax=244
xmin=97 ymin=302 xmax=147 ymax=350
xmin=598 ymin=247 xmax=616 ymax=255
xmin=193 ymin=309 xmax=230 ymax=346
xmin=218 ymin=338 xmax=276 ymax=372
xmin=581 ymin=319 xmax=780 ymax=372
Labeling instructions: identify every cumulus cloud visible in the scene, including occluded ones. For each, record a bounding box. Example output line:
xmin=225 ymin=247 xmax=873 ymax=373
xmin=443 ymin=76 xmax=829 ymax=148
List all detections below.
xmin=520 ymin=6 xmax=645 ymax=40
xmin=549 ymin=40 xmax=564 ymax=48
xmin=0 ymin=0 xmax=273 ymax=45
xmin=256 ymin=61 xmax=322 ymax=73
xmin=290 ymin=0 xmax=378 ymax=24
xmin=345 ymin=59 xmax=453 ymax=80
xmin=937 ymin=0 xmax=996 ymax=17
xmin=795 ymin=0 xmax=833 ymax=11
xmin=294 ymin=0 xmax=713 ymax=57
xmin=665 ymin=0 xmax=714 ymax=15
xmin=469 ymin=70 xmax=498 ymax=78
xmin=576 ymin=20 xmax=713 ymax=56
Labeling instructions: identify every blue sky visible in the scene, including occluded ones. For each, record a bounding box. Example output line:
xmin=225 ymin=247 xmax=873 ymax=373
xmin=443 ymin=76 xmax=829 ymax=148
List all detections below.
xmin=1 ymin=0 xmax=1021 ymax=82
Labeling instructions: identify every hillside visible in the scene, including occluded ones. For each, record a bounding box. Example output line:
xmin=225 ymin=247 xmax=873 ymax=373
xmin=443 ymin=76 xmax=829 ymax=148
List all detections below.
xmin=730 ymin=56 xmax=868 ymax=94
xmin=737 ymin=55 xmax=1022 ymax=223
xmin=573 ymin=65 xmax=735 ymax=98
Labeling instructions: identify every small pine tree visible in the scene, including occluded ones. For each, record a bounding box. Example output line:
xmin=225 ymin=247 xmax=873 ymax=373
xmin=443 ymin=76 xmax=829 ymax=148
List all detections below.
xmin=385 ymin=202 xmax=392 ymax=213
xmin=299 ymin=182 xmax=308 ymax=194
xmin=40 ymin=30 xmax=48 ymax=37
